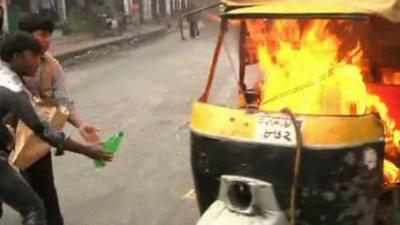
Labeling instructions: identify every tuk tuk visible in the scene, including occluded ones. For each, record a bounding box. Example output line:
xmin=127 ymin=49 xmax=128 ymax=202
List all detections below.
xmin=189 ymin=1 xmax=400 ymax=225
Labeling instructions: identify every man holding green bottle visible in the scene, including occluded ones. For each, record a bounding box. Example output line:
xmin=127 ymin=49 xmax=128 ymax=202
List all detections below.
xmin=0 ymin=31 xmax=112 ymax=225
xmin=17 ymin=14 xmax=102 ymax=225
xmin=95 ymin=132 xmax=124 ymax=168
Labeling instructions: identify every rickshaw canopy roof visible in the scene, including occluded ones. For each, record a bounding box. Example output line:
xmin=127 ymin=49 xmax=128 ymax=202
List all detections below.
xmin=222 ymin=0 xmax=400 ymax=22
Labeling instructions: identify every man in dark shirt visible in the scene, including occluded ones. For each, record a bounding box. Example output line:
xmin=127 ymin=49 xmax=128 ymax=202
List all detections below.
xmin=0 ymin=32 xmax=112 ymax=225
xmin=187 ymin=0 xmax=200 ymax=39
xmin=19 ymin=14 xmax=102 ymax=225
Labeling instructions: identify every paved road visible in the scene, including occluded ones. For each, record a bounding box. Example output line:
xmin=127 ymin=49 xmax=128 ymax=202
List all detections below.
xmin=3 ymin=22 xmax=239 ymax=225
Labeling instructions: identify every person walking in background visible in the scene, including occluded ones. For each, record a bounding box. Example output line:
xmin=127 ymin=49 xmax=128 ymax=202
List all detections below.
xmin=130 ymin=0 xmax=141 ymax=34
xmin=187 ymin=0 xmax=200 ymax=39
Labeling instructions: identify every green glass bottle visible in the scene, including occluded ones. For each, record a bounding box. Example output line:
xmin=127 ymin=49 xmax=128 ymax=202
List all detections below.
xmin=94 ymin=132 xmax=124 ymax=168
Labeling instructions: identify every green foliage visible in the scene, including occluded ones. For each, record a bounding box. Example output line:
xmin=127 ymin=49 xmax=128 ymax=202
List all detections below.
xmin=68 ymin=9 xmax=99 ymax=33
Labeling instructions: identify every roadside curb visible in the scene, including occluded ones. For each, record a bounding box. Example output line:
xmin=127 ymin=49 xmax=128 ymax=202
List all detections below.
xmin=55 ymin=27 xmax=168 ymax=62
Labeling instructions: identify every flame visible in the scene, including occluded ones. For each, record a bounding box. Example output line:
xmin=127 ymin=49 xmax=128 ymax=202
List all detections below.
xmin=380 ymin=69 xmax=400 ymax=85
xmin=384 ymin=159 xmax=400 ymax=184
xmin=245 ymin=19 xmax=400 ymax=184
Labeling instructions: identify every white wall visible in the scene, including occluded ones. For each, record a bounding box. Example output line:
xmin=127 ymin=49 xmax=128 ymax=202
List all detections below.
xmin=166 ymin=0 xmax=171 ymax=15
xmin=142 ymin=0 xmax=152 ymax=20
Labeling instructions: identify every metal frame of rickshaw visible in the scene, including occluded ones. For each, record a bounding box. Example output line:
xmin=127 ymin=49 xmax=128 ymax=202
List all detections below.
xmin=199 ymin=9 xmax=371 ymax=106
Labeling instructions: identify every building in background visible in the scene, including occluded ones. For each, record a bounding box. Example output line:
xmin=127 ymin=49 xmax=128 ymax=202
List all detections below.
xmin=6 ymin=0 xmax=191 ymax=33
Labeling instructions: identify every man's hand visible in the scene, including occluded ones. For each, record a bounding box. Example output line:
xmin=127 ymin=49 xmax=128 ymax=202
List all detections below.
xmin=84 ymin=144 xmax=113 ymax=161
xmin=79 ymin=123 xmax=101 ymax=144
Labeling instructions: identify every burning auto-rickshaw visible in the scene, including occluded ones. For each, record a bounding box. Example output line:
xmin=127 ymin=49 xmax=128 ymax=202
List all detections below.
xmin=188 ymin=0 xmax=400 ymax=225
